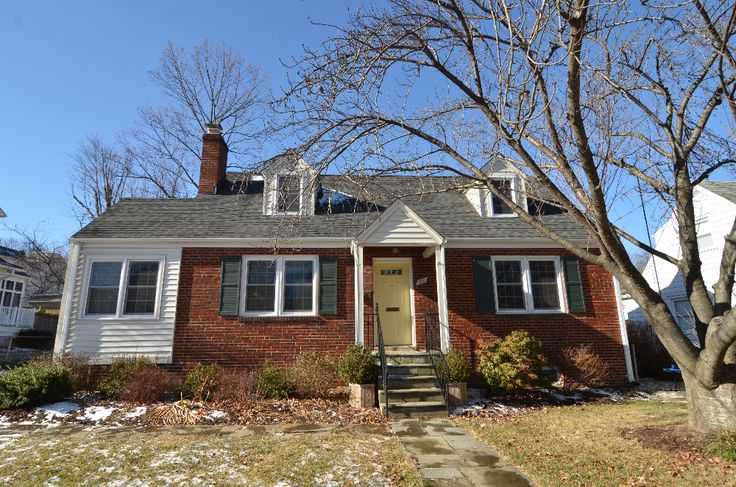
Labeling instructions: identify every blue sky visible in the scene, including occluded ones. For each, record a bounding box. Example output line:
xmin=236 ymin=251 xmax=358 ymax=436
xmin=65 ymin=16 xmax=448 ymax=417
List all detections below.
xmin=0 ymin=0 xmax=361 ymax=243
xmin=1 ymin=1 xmax=726 ymax=252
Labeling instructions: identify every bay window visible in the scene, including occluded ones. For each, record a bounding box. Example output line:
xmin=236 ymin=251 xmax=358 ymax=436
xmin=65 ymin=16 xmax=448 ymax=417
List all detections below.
xmin=82 ymin=259 xmax=163 ymax=318
xmin=241 ymin=256 xmax=317 ymax=316
xmin=492 ymin=257 xmax=564 ymax=313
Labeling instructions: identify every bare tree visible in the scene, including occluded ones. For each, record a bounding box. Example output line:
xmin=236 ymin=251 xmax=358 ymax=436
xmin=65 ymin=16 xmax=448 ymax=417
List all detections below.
xmin=1 ymin=226 xmax=67 ymax=297
xmin=281 ymin=0 xmax=736 ymax=432
xmin=69 ymin=135 xmax=133 ymax=225
xmin=122 ymin=40 xmax=268 ymax=197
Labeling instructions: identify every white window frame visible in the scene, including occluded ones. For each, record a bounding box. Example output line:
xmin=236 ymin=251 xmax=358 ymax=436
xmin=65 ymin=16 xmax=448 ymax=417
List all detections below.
xmin=695 ymin=215 xmax=714 ymax=250
xmin=0 ymin=279 xmax=24 ymax=308
xmin=79 ymin=256 xmax=165 ymax=320
xmin=240 ymin=255 xmax=319 ymax=317
xmin=488 ymin=177 xmax=518 ymax=218
xmin=273 ymin=174 xmax=304 ymax=215
xmin=491 ymin=256 xmax=566 ymax=314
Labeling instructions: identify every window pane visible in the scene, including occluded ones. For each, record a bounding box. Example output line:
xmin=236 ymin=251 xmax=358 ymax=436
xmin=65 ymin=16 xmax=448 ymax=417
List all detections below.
xmin=5 ymin=280 xmax=14 ymax=290
xmin=277 ymin=175 xmax=301 ymax=213
xmin=246 ymin=261 xmax=276 ymax=312
xmin=285 ymin=261 xmax=313 ymax=284
xmin=87 ymin=288 xmax=119 ymax=314
xmin=494 ymin=260 xmax=525 ymax=309
xmin=86 ymin=262 xmax=122 ymax=314
xmin=284 ymin=285 xmax=313 ymax=312
xmin=124 ymin=261 xmax=160 ymax=315
xmin=529 ymin=260 xmax=560 ymax=310
xmin=283 ymin=261 xmax=313 ymax=312
xmin=89 ymin=262 xmax=123 ymax=287
xmin=11 ymin=293 xmax=21 ymax=308
xmin=2 ymin=293 xmax=11 ymax=307
xmin=491 ymin=179 xmax=513 ymax=215
xmin=14 ymin=282 xmax=23 ymax=292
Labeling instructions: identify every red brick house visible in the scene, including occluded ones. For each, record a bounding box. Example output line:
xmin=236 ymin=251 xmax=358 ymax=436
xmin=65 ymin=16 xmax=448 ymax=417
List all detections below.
xmin=55 ymin=125 xmax=634 ymax=409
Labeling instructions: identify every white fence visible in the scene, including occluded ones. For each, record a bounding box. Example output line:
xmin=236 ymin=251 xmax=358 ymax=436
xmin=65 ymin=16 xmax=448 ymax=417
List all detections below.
xmin=0 ymin=306 xmax=35 ymax=328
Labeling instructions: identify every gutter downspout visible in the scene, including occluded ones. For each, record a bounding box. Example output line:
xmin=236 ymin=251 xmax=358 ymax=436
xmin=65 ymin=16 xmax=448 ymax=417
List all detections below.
xmin=614 ymin=277 xmax=636 ymax=382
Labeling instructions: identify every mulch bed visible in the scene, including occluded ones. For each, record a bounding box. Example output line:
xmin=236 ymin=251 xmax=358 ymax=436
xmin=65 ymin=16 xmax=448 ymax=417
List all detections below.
xmin=0 ymin=389 xmax=387 ymax=427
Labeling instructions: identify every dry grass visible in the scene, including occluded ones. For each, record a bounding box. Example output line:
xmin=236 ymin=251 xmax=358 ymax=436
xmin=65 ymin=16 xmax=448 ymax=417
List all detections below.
xmin=0 ymin=425 xmax=422 ymax=486
xmin=458 ymin=400 xmax=735 ymax=486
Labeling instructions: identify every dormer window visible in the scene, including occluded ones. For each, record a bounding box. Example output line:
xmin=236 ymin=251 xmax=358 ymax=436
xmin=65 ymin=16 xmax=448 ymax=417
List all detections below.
xmin=276 ymin=175 xmax=301 ymax=214
xmin=490 ymin=178 xmax=516 ymax=217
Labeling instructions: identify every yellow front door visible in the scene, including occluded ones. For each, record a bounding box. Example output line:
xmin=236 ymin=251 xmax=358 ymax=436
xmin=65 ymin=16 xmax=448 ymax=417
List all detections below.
xmin=373 ymin=261 xmax=412 ymax=346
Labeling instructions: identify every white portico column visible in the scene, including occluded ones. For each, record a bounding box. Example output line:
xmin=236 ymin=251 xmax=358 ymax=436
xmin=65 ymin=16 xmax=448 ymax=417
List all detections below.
xmin=434 ymin=243 xmax=450 ymax=352
xmin=352 ymin=241 xmax=364 ymax=345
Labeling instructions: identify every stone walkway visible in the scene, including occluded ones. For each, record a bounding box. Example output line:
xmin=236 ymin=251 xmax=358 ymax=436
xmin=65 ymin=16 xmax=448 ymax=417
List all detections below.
xmin=392 ymin=418 xmax=533 ymax=487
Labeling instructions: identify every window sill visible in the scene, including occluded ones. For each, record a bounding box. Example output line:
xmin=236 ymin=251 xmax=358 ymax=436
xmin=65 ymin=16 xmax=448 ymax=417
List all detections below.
xmin=78 ymin=314 xmax=160 ymax=321
xmin=496 ymin=309 xmax=565 ymax=315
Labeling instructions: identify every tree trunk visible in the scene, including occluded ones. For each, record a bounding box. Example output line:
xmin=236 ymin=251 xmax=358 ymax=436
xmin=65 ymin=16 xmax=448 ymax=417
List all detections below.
xmin=683 ymin=372 xmax=736 ymax=433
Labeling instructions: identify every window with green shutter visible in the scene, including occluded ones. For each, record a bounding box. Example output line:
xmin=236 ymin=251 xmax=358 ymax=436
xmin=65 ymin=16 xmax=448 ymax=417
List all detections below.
xmin=220 ymin=256 xmax=242 ymax=316
xmin=562 ymin=256 xmax=586 ymax=313
xmin=319 ymin=256 xmax=338 ymax=315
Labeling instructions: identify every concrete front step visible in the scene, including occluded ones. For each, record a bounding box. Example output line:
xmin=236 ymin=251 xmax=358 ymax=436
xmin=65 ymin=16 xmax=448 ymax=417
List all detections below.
xmin=382 ymin=401 xmax=448 ymax=419
xmin=379 ymin=387 xmax=445 ymax=403
xmin=383 ymin=374 xmax=439 ymax=389
xmin=385 ymin=364 xmax=435 ymax=376
xmin=383 ymin=354 xmax=432 ymax=365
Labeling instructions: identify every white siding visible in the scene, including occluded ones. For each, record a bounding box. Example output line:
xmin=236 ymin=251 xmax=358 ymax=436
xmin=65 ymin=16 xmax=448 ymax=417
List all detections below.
xmin=63 ymin=246 xmax=181 ymax=364
xmin=362 ymin=206 xmax=437 ymax=245
xmin=627 ymin=187 xmax=736 ymax=343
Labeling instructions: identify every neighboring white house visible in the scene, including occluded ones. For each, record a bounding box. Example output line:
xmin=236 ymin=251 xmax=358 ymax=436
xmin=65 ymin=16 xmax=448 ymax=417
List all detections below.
xmin=0 ymin=245 xmax=36 ymax=335
xmin=624 ymin=181 xmax=736 ymax=344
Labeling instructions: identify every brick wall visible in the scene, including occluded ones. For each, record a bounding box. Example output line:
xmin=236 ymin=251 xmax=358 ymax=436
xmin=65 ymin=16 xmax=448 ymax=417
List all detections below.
xmin=172 ymin=245 xmax=628 ymax=384
xmin=172 ymin=247 xmax=354 ymax=370
xmin=445 ymin=248 xmax=628 ymax=384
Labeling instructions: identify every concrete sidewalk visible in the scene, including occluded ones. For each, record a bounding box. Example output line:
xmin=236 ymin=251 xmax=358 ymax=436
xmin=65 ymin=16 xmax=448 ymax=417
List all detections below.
xmin=392 ymin=418 xmax=533 ymax=487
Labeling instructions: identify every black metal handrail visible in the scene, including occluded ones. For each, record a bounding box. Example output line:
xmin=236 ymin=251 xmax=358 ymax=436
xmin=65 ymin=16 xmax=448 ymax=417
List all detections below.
xmin=425 ymin=313 xmax=450 ymax=412
xmin=374 ymin=304 xmax=389 ymax=417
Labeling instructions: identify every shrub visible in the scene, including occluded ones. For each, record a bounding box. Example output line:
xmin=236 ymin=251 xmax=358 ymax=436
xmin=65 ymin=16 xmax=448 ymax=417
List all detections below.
xmin=337 ymin=345 xmax=377 ymax=384
xmin=210 ymin=369 xmax=257 ymax=403
xmin=560 ymin=344 xmax=611 ymax=388
xmin=0 ymin=360 xmax=72 ymax=409
xmin=291 ymin=351 xmax=337 ymax=398
xmin=119 ymin=368 xmax=180 ymax=403
xmin=98 ymin=356 xmax=156 ymax=398
xmin=478 ymin=331 xmax=550 ymax=395
xmin=446 ymin=348 xmax=471 ymax=383
xmin=256 ymin=363 xmax=295 ymax=399
xmin=58 ymin=353 xmax=96 ymax=392
xmin=180 ymin=363 xmax=221 ymax=401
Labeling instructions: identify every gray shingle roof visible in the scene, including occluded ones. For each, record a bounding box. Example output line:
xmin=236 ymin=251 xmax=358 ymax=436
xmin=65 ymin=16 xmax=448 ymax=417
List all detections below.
xmin=700 ymin=181 xmax=736 ymax=204
xmin=73 ymin=174 xmax=590 ymax=242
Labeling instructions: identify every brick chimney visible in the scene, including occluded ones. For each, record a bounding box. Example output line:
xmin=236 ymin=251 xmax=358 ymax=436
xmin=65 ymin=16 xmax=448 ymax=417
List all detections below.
xmin=198 ymin=123 xmax=228 ymax=194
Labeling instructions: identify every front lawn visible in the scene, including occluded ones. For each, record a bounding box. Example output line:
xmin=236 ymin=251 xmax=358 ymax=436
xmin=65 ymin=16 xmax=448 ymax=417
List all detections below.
xmin=458 ymin=400 xmax=735 ymax=487
xmin=0 ymin=425 xmax=422 ymax=486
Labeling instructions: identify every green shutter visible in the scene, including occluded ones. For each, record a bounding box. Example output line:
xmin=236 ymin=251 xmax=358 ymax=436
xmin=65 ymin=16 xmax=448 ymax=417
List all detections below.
xmin=473 ymin=257 xmax=495 ymax=313
xmin=319 ymin=256 xmax=338 ymax=315
xmin=219 ymin=256 xmax=241 ymax=316
xmin=562 ymin=256 xmax=586 ymax=313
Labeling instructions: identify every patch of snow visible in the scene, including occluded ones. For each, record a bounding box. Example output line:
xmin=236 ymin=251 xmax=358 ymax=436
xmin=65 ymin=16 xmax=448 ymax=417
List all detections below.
xmin=0 ymin=415 xmax=10 ymax=425
xmin=450 ymin=396 xmax=521 ymax=416
xmin=123 ymin=406 xmax=147 ymax=419
xmin=205 ymin=410 xmax=227 ymax=421
xmin=549 ymin=391 xmax=584 ymax=403
xmin=35 ymin=401 xmax=80 ymax=423
xmin=0 ymin=433 xmax=23 ymax=449
xmin=79 ymin=406 xmax=116 ymax=423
